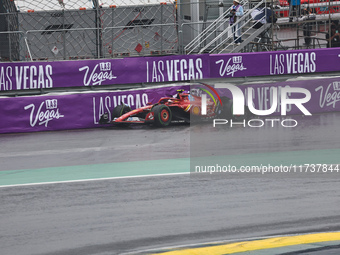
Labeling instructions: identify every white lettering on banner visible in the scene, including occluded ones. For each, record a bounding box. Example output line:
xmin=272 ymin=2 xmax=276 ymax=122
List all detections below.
xmin=246 ymin=85 xmax=304 ymax=115
xmin=79 ymin=62 xmax=117 ymax=86
xmin=315 ymin=82 xmax=340 ymax=108
xmin=244 ymin=86 xmax=292 ymax=113
xmin=215 ymin=56 xmax=247 ymax=77
xmin=0 ymin=65 xmax=53 ymax=91
xmin=92 ymin=93 xmax=149 ymax=124
xmin=269 ymin=54 xmax=285 ymax=74
xmin=270 ymin=52 xmax=316 ymax=75
xmin=24 ymin=99 xmax=64 ymax=127
xmin=0 ymin=66 xmax=13 ymax=90
xmin=146 ymin=58 xmax=203 ymax=83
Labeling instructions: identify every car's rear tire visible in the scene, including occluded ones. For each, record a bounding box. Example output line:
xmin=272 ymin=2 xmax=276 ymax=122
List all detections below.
xmin=152 ymin=104 xmax=172 ymax=127
xmin=217 ymin=97 xmax=251 ymax=120
xmin=233 ymin=105 xmax=252 ymax=121
xmin=112 ymin=104 xmax=131 ymax=119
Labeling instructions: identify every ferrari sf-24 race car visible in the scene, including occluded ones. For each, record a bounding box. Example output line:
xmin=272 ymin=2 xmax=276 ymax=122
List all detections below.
xmin=99 ymin=89 xmax=245 ymax=127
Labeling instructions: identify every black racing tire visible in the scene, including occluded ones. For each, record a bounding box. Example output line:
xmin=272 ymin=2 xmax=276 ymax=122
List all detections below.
xmin=111 ymin=104 xmax=131 ymax=119
xmin=232 ymin=105 xmax=252 ymax=121
xmin=216 ymin=96 xmax=233 ymax=119
xmin=152 ymin=104 xmax=172 ymax=127
xmin=217 ymin=97 xmax=252 ymax=121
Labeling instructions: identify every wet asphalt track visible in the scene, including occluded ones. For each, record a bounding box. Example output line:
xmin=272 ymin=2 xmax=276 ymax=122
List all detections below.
xmin=0 ymin=124 xmax=190 ymax=171
xmin=1 ymin=112 xmax=340 ymax=255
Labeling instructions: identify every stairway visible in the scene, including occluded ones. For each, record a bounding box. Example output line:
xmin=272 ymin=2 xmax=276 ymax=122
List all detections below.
xmin=184 ymin=0 xmax=272 ymax=54
xmin=217 ymin=23 xmax=271 ymax=53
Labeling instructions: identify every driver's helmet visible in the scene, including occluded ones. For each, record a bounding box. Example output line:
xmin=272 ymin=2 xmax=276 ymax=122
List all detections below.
xmin=172 ymin=89 xmax=185 ymax=99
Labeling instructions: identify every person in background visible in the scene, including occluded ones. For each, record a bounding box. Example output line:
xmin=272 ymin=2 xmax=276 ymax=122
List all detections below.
xmin=251 ymin=4 xmax=277 ymax=28
xmin=326 ymin=24 xmax=340 ymax=48
xmin=289 ymin=0 xmax=301 ymax=22
xmin=331 ymin=19 xmax=339 ymax=28
xmin=251 ymin=5 xmax=277 ymax=44
xmin=287 ymin=0 xmax=292 ymax=22
xmin=301 ymin=7 xmax=314 ymax=46
xmin=229 ymin=0 xmax=244 ymax=44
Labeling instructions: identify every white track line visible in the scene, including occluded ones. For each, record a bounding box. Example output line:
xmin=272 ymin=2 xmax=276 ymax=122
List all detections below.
xmin=0 ymin=172 xmax=190 ymax=189
xmin=0 ymin=144 xmax=153 ymax=158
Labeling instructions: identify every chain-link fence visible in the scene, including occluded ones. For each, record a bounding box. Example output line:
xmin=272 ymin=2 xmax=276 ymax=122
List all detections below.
xmin=1 ymin=0 xmax=340 ymax=61
xmin=0 ymin=0 xmax=178 ymax=61
xmin=101 ymin=5 xmax=178 ymax=57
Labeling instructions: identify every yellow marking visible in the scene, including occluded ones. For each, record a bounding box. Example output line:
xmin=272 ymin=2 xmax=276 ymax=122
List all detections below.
xmin=184 ymin=105 xmax=191 ymax=112
xmin=151 ymin=232 xmax=340 ymax=255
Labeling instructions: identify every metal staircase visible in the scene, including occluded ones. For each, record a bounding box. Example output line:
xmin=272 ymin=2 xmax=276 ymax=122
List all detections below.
xmin=184 ymin=0 xmax=272 ymax=54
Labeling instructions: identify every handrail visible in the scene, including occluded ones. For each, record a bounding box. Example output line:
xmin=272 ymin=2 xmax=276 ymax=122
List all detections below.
xmin=208 ymin=0 xmax=266 ymax=54
xmin=184 ymin=0 xmax=249 ymax=54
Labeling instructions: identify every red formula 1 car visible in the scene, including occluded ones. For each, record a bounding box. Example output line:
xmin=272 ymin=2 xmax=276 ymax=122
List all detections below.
xmin=99 ymin=89 xmax=235 ymax=127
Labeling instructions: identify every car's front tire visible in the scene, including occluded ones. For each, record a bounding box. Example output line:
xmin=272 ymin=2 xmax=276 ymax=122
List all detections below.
xmin=152 ymin=104 xmax=172 ymax=127
xmin=112 ymin=104 xmax=132 ymax=119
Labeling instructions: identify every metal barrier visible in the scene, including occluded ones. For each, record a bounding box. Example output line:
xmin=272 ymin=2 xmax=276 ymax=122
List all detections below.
xmin=1 ymin=0 xmax=340 ymax=61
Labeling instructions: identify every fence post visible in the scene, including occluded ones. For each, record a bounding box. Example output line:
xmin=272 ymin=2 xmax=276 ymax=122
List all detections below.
xmin=93 ymin=0 xmax=103 ymax=59
xmin=177 ymin=0 xmax=184 ymax=54
xmin=62 ymin=9 xmax=66 ymax=60
xmin=24 ymin=34 xmax=33 ymax=61
xmin=7 ymin=14 xmax=12 ymax=61
xmin=161 ymin=3 xmax=164 ymax=54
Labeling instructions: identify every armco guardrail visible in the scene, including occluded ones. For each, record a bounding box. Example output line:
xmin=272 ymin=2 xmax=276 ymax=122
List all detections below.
xmin=1 ymin=48 xmax=340 ymax=92
xmin=0 ymin=77 xmax=340 ymax=134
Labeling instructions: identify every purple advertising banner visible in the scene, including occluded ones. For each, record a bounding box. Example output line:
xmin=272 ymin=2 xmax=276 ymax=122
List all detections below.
xmin=214 ymin=77 xmax=340 ymax=116
xmin=1 ymin=48 xmax=340 ymax=92
xmin=1 ymin=78 xmax=339 ymax=134
xmin=0 ymin=55 xmax=209 ymax=91
xmin=0 ymin=85 xmax=190 ymax=134
xmin=210 ymin=48 xmax=340 ymax=79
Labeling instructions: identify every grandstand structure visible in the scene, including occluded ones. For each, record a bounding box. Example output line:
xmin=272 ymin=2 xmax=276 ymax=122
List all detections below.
xmin=0 ymin=0 xmax=339 ymax=61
